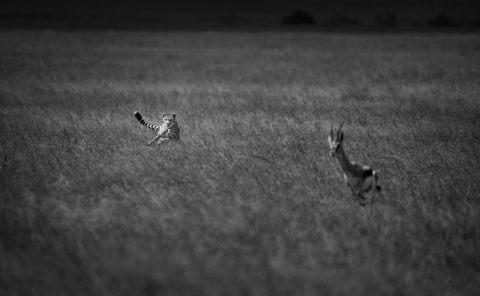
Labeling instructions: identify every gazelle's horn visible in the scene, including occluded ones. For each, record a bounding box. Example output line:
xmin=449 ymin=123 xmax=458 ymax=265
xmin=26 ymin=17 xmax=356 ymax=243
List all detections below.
xmin=337 ymin=120 xmax=345 ymax=137
xmin=329 ymin=123 xmax=334 ymax=136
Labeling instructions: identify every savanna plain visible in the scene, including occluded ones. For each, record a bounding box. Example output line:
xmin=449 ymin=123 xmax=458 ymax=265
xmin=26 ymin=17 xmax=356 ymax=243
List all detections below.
xmin=1 ymin=31 xmax=480 ymax=296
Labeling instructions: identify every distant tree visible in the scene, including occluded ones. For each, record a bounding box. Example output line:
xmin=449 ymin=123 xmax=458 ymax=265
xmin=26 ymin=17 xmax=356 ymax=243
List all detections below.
xmin=375 ymin=12 xmax=397 ymax=27
xmin=282 ymin=10 xmax=316 ymax=26
xmin=428 ymin=13 xmax=455 ymax=27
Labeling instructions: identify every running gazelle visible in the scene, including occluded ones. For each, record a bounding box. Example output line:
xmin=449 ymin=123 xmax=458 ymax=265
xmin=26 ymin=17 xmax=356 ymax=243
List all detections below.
xmin=328 ymin=122 xmax=381 ymax=206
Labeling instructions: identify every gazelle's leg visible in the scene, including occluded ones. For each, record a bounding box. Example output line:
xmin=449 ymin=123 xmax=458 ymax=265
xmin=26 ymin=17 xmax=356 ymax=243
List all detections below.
xmin=359 ymin=176 xmax=377 ymax=205
xmin=357 ymin=193 xmax=368 ymax=206
xmin=351 ymin=186 xmax=363 ymax=205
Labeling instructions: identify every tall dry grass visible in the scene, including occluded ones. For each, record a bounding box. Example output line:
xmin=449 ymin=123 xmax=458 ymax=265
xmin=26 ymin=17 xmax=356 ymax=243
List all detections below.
xmin=1 ymin=31 xmax=480 ymax=296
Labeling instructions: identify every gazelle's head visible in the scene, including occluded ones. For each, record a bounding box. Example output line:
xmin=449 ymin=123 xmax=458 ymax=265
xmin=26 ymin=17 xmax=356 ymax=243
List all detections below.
xmin=162 ymin=113 xmax=177 ymax=127
xmin=328 ymin=121 xmax=345 ymax=157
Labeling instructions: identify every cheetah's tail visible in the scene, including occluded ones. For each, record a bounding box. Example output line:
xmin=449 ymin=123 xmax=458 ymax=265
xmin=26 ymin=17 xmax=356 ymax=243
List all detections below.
xmin=134 ymin=111 xmax=159 ymax=130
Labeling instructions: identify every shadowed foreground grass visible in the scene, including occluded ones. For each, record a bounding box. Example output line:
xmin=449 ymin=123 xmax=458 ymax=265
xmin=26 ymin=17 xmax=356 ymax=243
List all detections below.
xmin=1 ymin=31 xmax=480 ymax=296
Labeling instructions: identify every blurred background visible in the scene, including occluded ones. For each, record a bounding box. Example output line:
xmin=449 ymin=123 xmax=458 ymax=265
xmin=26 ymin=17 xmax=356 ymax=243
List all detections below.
xmin=1 ymin=0 xmax=480 ymax=31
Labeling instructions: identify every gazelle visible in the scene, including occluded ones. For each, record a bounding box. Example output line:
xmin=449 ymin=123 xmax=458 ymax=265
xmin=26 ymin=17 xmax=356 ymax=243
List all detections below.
xmin=328 ymin=122 xmax=381 ymax=206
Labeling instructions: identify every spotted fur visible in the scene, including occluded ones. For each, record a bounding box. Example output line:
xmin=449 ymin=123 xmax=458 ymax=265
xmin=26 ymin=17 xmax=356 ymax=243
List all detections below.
xmin=134 ymin=111 xmax=180 ymax=145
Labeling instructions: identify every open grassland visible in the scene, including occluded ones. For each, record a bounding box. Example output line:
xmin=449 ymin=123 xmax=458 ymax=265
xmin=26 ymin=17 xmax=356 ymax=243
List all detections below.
xmin=1 ymin=31 xmax=480 ymax=296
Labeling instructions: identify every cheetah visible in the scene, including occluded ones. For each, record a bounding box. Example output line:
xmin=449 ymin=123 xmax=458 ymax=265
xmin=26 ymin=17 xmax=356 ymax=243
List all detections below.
xmin=134 ymin=111 xmax=180 ymax=145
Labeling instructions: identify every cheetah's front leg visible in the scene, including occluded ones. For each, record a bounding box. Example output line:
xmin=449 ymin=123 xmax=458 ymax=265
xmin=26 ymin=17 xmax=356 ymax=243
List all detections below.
xmin=147 ymin=134 xmax=161 ymax=146
xmin=156 ymin=138 xmax=170 ymax=145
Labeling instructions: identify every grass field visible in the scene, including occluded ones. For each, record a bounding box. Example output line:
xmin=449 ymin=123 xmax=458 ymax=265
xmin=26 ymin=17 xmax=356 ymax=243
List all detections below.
xmin=1 ymin=31 xmax=480 ymax=296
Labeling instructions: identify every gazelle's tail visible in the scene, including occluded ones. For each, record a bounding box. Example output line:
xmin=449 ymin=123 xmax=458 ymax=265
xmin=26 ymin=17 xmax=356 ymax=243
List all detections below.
xmin=134 ymin=111 xmax=159 ymax=130
xmin=373 ymin=170 xmax=382 ymax=191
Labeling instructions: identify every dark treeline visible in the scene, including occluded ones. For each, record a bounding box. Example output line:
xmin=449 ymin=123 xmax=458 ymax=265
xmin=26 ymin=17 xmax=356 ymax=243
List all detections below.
xmin=1 ymin=0 xmax=479 ymax=30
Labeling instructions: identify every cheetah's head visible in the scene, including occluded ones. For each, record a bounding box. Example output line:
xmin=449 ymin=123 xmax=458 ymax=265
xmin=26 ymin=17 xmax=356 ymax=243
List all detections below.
xmin=162 ymin=113 xmax=177 ymax=127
